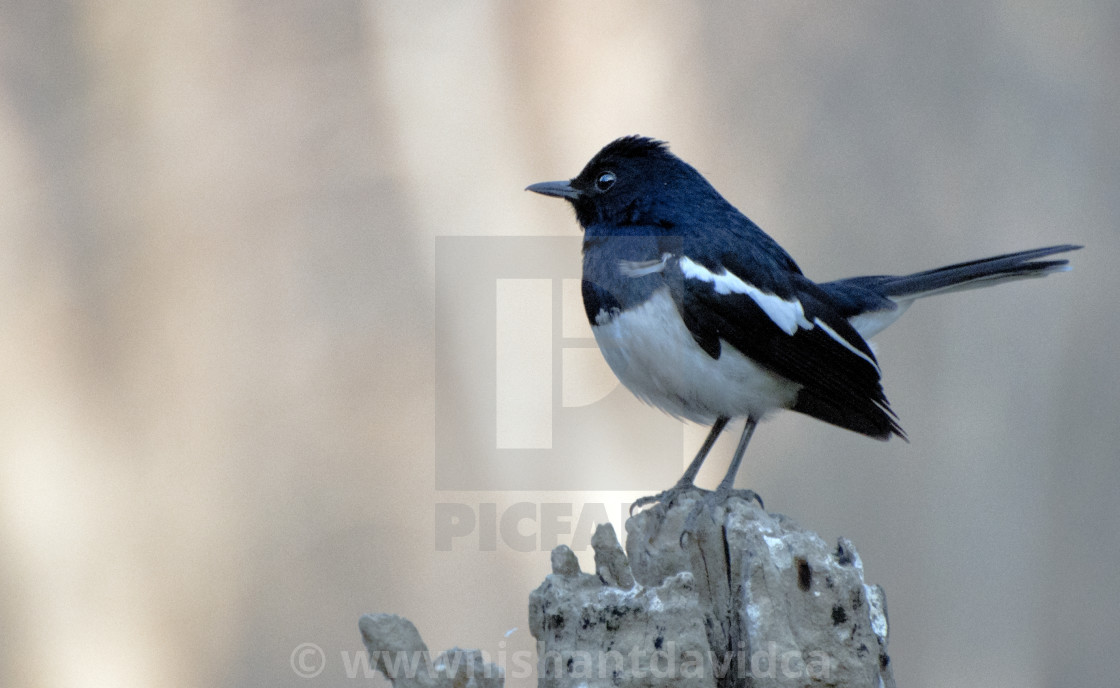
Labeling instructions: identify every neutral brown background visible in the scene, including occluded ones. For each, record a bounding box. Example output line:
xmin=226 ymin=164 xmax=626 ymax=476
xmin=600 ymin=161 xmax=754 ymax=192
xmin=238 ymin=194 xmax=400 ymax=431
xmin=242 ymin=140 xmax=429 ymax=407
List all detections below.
xmin=1 ymin=2 xmax=1117 ymax=687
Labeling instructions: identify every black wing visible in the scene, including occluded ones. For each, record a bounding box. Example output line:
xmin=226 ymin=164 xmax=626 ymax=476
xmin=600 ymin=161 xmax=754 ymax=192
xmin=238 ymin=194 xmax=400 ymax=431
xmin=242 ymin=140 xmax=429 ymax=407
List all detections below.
xmin=673 ymin=257 xmax=905 ymax=440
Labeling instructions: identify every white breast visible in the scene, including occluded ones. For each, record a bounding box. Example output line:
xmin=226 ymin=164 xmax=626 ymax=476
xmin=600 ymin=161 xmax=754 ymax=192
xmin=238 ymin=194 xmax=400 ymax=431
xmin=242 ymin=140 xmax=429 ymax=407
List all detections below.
xmin=591 ymin=288 xmax=801 ymax=424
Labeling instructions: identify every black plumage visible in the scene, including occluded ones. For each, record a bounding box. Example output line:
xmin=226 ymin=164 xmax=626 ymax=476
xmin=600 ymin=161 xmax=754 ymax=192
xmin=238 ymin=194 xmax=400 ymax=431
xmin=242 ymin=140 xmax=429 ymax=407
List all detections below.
xmin=527 ymin=135 xmax=1078 ymax=505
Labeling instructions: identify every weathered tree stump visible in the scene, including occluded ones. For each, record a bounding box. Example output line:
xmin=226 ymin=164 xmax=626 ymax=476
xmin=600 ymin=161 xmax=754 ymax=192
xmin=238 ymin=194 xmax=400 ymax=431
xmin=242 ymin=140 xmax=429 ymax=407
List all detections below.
xmin=363 ymin=490 xmax=895 ymax=688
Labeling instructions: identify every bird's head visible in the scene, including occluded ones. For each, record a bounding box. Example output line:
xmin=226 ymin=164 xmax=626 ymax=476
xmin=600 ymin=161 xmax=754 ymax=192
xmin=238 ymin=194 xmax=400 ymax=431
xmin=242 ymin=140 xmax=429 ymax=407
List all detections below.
xmin=527 ymin=136 xmax=724 ymax=231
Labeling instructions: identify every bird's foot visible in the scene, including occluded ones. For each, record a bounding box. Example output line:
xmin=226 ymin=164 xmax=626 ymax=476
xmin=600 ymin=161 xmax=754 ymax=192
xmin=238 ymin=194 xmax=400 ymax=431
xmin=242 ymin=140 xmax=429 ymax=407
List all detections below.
xmin=631 ymin=480 xmax=763 ymax=518
xmin=629 ymin=480 xmax=704 ymax=516
xmin=681 ymin=487 xmax=765 ymax=543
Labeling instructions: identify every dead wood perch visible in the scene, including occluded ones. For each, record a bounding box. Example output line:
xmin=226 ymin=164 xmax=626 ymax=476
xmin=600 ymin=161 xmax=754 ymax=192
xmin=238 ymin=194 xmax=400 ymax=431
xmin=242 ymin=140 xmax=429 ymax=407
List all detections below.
xmin=362 ymin=491 xmax=895 ymax=688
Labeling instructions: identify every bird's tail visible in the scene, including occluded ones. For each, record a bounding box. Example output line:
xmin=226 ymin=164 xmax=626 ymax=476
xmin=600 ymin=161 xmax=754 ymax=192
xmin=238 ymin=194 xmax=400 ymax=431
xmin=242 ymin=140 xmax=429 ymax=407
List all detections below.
xmin=858 ymin=244 xmax=1081 ymax=301
xmin=824 ymin=244 xmax=1080 ymax=339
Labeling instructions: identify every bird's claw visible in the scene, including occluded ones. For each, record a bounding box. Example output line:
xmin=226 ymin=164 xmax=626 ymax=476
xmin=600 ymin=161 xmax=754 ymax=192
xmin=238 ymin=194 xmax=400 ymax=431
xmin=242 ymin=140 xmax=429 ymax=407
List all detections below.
xmin=679 ymin=488 xmax=765 ymax=546
xmin=629 ymin=482 xmax=704 ymax=516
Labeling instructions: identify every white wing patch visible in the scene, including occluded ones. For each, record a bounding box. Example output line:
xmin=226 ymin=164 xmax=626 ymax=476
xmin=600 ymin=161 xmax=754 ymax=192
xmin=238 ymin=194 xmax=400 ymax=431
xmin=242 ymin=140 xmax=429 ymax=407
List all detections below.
xmin=679 ymin=257 xmax=811 ymax=335
xmin=679 ymin=256 xmax=880 ymax=373
xmin=812 ymin=317 xmax=880 ymax=371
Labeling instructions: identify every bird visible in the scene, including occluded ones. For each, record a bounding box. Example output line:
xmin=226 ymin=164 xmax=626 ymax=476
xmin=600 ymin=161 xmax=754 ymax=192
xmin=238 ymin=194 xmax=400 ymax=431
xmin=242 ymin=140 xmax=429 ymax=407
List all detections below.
xmin=526 ymin=135 xmax=1079 ymax=513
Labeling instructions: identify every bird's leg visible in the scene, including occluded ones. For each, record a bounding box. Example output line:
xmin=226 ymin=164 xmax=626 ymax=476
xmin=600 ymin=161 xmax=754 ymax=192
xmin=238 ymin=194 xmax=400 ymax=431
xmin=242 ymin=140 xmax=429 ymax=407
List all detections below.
xmin=683 ymin=416 xmax=764 ymax=534
xmin=630 ymin=416 xmax=729 ymax=515
xmin=715 ymin=416 xmax=757 ymax=496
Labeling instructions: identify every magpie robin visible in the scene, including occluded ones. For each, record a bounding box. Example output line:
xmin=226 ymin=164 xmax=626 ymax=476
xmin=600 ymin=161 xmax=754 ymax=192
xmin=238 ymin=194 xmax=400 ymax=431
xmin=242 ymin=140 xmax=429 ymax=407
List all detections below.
xmin=527 ymin=136 xmax=1078 ymax=511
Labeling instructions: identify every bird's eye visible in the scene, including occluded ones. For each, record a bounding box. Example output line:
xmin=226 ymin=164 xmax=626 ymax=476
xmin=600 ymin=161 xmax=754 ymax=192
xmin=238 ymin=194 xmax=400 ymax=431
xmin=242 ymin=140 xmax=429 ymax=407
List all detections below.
xmin=595 ymin=171 xmax=616 ymax=192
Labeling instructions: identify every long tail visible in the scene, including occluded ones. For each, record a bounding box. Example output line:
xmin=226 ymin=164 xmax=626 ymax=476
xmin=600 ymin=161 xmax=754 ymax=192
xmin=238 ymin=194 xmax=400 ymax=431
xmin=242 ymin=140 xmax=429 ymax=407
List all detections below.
xmin=860 ymin=244 xmax=1080 ymax=300
xmin=825 ymin=244 xmax=1081 ymax=338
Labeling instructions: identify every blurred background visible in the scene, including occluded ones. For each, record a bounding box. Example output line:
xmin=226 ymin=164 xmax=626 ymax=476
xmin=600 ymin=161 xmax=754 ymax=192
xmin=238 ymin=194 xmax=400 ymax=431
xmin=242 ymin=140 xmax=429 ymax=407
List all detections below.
xmin=1 ymin=2 xmax=1117 ymax=687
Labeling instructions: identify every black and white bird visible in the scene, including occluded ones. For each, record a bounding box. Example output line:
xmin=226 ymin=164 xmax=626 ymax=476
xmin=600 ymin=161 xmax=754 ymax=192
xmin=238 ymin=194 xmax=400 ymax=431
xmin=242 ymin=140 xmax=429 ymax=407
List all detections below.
xmin=527 ymin=136 xmax=1079 ymax=510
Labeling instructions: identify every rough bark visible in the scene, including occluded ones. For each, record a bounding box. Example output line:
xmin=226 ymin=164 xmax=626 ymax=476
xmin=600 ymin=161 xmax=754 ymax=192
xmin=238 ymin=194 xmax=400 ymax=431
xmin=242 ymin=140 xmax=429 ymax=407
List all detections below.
xmin=362 ymin=490 xmax=895 ymax=688
xmin=531 ymin=491 xmax=893 ymax=687
xmin=358 ymin=613 xmax=504 ymax=688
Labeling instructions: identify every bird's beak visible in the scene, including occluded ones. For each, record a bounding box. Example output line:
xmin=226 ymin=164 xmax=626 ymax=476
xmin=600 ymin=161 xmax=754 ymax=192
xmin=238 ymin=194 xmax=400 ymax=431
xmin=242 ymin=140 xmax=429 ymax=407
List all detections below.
xmin=525 ymin=180 xmax=581 ymax=200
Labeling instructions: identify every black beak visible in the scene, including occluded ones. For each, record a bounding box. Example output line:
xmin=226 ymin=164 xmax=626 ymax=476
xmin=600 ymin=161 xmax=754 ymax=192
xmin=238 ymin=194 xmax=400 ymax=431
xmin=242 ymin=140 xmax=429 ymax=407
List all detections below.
xmin=525 ymin=180 xmax=581 ymax=200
